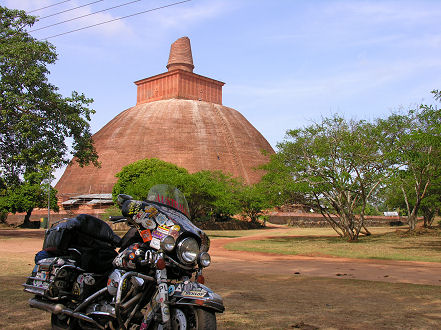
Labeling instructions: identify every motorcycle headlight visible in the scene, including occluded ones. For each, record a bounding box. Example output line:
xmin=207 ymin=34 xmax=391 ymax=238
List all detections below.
xmin=160 ymin=235 xmax=175 ymax=252
xmin=198 ymin=252 xmax=211 ymax=268
xmin=177 ymin=237 xmax=199 ymax=264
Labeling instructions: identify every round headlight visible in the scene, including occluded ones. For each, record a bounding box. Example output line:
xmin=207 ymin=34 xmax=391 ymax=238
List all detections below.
xmin=160 ymin=235 xmax=175 ymax=252
xmin=177 ymin=237 xmax=199 ymax=264
xmin=198 ymin=252 xmax=211 ymax=267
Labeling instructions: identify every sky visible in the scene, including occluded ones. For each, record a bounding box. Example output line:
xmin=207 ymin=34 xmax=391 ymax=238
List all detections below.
xmin=4 ymin=0 xmax=441 ymax=182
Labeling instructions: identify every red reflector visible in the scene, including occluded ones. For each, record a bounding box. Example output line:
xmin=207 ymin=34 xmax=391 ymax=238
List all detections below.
xmin=195 ymin=299 xmax=204 ymax=306
xmin=197 ymin=275 xmax=205 ymax=284
xmin=156 ymin=258 xmax=166 ymax=270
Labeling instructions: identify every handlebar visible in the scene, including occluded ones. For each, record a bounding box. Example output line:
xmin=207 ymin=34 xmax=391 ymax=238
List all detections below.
xmin=109 ymin=216 xmax=128 ymax=223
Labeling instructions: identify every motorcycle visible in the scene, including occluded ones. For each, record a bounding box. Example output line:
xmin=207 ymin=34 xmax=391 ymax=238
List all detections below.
xmin=23 ymin=184 xmax=224 ymax=329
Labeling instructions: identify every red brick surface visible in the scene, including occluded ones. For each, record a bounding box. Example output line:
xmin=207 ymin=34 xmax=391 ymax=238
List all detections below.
xmin=166 ymin=36 xmax=194 ymax=72
xmin=56 ymin=99 xmax=274 ymax=198
xmin=55 ymin=37 xmax=275 ymax=198
xmin=134 ymin=70 xmax=224 ymax=105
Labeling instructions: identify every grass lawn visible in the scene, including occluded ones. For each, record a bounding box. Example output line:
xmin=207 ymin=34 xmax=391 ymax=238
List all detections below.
xmin=219 ymin=226 xmax=441 ymax=263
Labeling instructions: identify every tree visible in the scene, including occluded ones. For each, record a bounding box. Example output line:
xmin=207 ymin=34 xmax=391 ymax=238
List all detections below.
xmin=112 ymin=158 xmax=190 ymax=201
xmin=267 ymin=115 xmax=388 ymax=240
xmin=112 ymin=158 xmax=242 ymax=222
xmin=0 ymin=170 xmax=59 ymax=226
xmin=237 ymin=183 xmax=270 ymax=223
xmin=185 ymin=170 xmax=241 ymax=222
xmin=379 ymin=91 xmax=441 ymax=230
xmin=0 ymin=6 xmax=99 ymax=184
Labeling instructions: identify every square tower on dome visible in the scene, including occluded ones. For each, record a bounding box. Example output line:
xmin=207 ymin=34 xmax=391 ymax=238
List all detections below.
xmin=134 ymin=36 xmax=224 ymax=105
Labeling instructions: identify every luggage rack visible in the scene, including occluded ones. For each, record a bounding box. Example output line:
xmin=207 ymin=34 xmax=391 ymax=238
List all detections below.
xmin=23 ymin=257 xmax=83 ymax=300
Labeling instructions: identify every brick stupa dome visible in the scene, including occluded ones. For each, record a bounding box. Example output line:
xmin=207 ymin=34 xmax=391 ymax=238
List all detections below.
xmin=56 ymin=37 xmax=274 ymax=198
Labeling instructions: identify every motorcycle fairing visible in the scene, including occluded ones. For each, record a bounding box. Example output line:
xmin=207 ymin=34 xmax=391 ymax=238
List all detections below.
xmin=123 ymin=200 xmax=210 ymax=252
xmin=169 ymin=281 xmax=225 ymax=313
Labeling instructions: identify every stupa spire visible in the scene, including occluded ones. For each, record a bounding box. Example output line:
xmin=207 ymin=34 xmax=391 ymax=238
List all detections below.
xmin=167 ymin=36 xmax=194 ymax=72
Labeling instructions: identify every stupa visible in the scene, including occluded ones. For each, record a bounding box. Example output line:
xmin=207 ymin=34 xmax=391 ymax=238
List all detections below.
xmin=55 ymin=37 xmax=274 ymax=201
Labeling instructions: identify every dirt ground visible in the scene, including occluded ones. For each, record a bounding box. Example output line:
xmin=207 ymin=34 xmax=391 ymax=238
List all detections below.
xmin=2 ymin=228 xmax=441 ymax=329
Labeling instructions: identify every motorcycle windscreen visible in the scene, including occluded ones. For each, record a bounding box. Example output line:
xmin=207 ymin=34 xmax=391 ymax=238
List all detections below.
xmin=146 ymin=184 xmax=190 ymax=218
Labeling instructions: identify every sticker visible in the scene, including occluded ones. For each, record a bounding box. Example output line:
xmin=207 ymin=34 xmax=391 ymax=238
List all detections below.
xmin=171 ymin=225 xmax=180 ymax=232
xmin=152 ymin=230 xmax=165 ymax=240
xmin=84 ymin=275 xmax=95 ymax=286
xmin=128 ymin=202 xmax=142 ymax=215
xmin=77 ymin=274 xmax=84 ymax=284
xmin=72 ymin=282 xmax=81 ymax=296
xmin=183 ymin=289 xmax=207 ymax=298
xmin=175 ymin=284 xmax=183 ymax=292
xmin=184 ymin=282 xmax=193 ymax=292
xmin=158 ymin=283 xmax=168 ymax=295
xmin=129 ymin=252 xmax=136 ymax=260
xmin=169 ymin=230 xmax=180 ymax=239
xmin=150 ymin=238 xmax=160 ymax=250
xmin=155 ymin=214 xmax=168 ymax=225
xmin=166 ymin=219 xmax=175 ymax=227
xmin=144 ymin=206 xmax=158 ymax=218
xmin=140 ymin=229 xmax=152 ymax=243
xmin=157 ymin=225 xmax=170 ymax=235
xmin=168 ymin=285 xmax=175 ymax=296
xmin=134 ymin=211 xmax=147 ymax=224
xmin=141 ymin=218 xmax=156 ymax=230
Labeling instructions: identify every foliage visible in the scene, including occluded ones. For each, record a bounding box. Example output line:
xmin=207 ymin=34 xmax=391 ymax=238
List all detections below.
xmin=379 ymin=91 xmax=441 ymax=230
xmin=260 ymin=153 xmax=310 ymax=207
xmin=0 ymin=6 xmax=99 ymax=184
xmin=184 ymin=170 xmax=241 ymax=221
xmin=112 ymin=158 xmax=189 ymax=200
xmin=0 ymin=169 xmax=58 ymax=225
xmin=112 ymin=158 xmax=243 ymax=222
xmin=266 ymin=115 xmax=388 ymax=240
xmin=237 ymin=183 xmax=271 ymax=223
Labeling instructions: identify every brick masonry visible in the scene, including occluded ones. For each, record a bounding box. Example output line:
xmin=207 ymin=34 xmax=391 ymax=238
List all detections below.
xmin=55 ymin=36 xmax=275 ymax=199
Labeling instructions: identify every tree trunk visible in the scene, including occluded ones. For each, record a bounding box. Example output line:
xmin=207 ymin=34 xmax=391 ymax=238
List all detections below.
xmin=0 ymin=212 xmax=7 ymax=224
xmin=408 ymin=213 xmax=417 ymax=231
xmin=23 ymin=208 xmax=33 ymax=227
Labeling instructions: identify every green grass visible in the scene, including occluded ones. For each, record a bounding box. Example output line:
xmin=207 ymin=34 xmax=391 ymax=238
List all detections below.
xmin=223 ymin=227 xmax=441 ymax=263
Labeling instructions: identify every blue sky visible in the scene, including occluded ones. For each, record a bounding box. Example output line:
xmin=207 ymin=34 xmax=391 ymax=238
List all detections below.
xmin=5 ymin=0 xmax=441 ymax=181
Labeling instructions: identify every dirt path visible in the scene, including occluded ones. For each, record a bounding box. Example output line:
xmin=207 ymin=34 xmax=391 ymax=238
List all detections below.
xmin=3 ymin=228 xmax=441 ymax=328
xmin=2 ymin=227 xmax=441 ymax=286
xmin=209 ymin=226 xmax=441 ymax=286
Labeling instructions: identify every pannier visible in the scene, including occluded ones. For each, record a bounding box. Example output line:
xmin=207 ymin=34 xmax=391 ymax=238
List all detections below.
xmin=23 ymin=256 xmax=106 ymax=300
xmin=39 ymin=214 xmax=121 ymax=272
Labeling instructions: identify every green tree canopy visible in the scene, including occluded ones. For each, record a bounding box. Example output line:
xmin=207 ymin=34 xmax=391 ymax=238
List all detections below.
xmin=379 ymin=90 xmax=441 ymax=229
xmin=112 ymin=158 xmax=244 ymax=222
xmin=112 ymin=158 xmax=190 ymax=201
xmin=0 ymin=6 xmax=99 ymax=184
xmin=265 ymin=115 xmax=388 ymax=240
xmin=0 ymin=170 xmax=59 ymax=225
